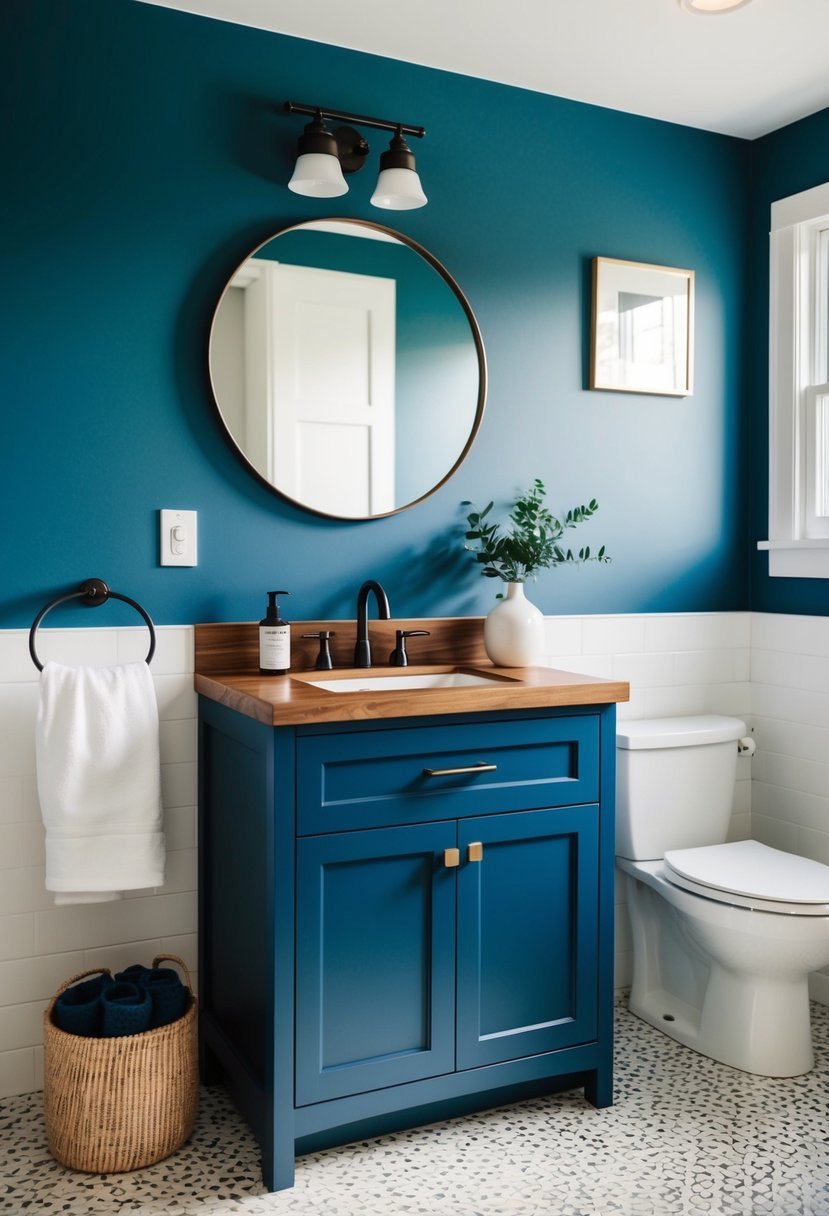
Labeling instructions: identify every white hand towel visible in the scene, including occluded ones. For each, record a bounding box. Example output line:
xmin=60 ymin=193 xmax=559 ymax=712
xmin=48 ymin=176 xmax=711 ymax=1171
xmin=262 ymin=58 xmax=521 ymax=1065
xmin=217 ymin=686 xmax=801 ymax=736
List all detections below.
xmin=36 ymin=661 xmax=165 ymax=904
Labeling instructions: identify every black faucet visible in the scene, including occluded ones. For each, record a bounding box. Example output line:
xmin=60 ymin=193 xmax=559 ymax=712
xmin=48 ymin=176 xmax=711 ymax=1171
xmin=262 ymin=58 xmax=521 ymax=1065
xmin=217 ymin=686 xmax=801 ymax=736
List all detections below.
xmin=354 ymin=580 xmax=391 ymax=668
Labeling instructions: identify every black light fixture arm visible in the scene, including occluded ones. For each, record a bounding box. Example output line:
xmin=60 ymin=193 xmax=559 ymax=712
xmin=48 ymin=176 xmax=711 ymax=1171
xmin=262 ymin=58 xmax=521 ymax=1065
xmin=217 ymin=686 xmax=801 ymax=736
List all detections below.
xmin=284 ymin=100 xmax=425 ymax=140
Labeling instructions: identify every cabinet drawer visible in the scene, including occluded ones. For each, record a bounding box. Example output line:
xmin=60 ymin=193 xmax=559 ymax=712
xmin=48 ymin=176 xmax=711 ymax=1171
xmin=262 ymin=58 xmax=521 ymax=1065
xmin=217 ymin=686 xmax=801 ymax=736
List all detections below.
xmin=297 ymin=715 xmax=599 ymax=834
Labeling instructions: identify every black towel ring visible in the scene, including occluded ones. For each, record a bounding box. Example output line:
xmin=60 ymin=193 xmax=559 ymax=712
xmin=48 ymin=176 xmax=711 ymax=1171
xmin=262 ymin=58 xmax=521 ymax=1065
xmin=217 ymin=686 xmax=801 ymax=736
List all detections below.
xmin=29 ymin=578 xmax=156 ymax=672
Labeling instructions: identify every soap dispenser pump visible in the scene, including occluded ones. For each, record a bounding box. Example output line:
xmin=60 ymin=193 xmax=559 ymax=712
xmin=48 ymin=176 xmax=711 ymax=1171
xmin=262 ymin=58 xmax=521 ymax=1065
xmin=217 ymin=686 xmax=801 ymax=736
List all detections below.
xmin=259 ymin=591 xmax=290 ymax=675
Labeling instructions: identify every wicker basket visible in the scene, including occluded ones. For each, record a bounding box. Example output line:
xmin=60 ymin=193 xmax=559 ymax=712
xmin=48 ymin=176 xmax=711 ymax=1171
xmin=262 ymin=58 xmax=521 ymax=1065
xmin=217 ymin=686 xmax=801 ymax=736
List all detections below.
xmin=43 ymin=954 xmax=198 ymax=1173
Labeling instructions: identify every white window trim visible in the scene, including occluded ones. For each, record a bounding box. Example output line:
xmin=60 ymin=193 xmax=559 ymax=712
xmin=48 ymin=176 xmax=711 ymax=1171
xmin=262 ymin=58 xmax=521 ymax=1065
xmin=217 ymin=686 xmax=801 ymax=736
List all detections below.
xmin=760 ymin=179 xmax=829 ymax=577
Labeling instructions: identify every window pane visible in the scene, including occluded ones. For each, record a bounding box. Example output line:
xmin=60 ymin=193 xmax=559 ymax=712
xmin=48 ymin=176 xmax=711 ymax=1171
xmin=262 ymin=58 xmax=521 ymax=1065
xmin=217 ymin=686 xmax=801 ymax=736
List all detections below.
xmin=816 ymin=393 xmax=829 ymax=520
xmin=818 ymin=228 xmax=829 ymax=385
xmin=805 ymin=387 xmax=829 ymax=538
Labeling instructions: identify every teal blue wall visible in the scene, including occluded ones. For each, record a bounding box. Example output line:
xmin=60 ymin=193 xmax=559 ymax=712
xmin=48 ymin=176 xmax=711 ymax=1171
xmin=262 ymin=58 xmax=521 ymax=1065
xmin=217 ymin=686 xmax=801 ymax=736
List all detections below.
xmin=749 ymin=107 xmax=829 ymax=616
xmin=3 ymin=0 xmax=750 ymax=629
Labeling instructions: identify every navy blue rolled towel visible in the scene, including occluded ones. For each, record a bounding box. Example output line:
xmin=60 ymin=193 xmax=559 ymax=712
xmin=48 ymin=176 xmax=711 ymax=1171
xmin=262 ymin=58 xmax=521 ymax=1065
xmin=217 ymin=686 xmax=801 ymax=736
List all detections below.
xmin=53 ymin=973 xmax=114 ymax=1036
xmin=142 ymin=967 xmax=187 ymax=1027
xmin=114 ymin=963 xmax=151 ymax=985
xmin=100 ymin=981 xmax=153 ymax=1037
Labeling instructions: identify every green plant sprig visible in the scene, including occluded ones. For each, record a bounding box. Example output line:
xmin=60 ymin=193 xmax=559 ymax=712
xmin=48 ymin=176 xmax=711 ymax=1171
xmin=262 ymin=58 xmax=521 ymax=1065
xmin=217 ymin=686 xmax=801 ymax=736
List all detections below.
xmin=462 ymin=478 xmax=610 ymax=584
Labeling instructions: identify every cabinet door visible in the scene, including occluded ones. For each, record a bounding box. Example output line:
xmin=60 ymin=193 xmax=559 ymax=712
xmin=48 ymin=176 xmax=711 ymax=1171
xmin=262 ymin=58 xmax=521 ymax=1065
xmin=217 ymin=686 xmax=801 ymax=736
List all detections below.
xmin=456 ymin=806 xmax=599 ymax=1070
xmin=296 ymin=821 xmax=456 ymax=1105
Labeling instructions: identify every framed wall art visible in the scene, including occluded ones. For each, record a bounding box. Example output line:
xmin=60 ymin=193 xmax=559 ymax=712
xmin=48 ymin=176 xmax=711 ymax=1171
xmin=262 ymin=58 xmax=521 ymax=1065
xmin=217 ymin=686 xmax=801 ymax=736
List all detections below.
xmin=590 ymin=257 xmax=694 ymax=396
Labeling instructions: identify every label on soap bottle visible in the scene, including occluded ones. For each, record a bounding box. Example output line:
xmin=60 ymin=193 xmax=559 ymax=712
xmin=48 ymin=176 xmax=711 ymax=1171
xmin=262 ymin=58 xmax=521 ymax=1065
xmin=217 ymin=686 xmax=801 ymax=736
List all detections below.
xmin=259 ymin=624 xmax=290 ymax=674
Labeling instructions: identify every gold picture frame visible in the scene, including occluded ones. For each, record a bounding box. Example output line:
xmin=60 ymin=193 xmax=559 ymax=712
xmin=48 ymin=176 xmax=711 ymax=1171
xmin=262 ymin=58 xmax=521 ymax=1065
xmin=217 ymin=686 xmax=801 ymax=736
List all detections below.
xmin=590 ymin=257 xmax=694 ymax=396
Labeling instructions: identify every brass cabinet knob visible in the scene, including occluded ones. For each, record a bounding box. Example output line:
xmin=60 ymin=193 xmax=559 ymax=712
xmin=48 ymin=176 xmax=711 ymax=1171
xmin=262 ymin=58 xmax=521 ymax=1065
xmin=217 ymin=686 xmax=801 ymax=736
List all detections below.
xmin=444 ymin=848 xmax=460 ymax=868
xmin=468 ymin=841 xmax=483 ymax=863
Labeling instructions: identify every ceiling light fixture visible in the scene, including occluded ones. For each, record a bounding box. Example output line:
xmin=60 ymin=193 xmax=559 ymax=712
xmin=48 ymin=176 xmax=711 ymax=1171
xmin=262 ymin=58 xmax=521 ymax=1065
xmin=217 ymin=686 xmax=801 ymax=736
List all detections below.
xmin=285 ymin=101 xmax=427 ymax=210
xmin=679 ymin=0 xmax=754 ymax=12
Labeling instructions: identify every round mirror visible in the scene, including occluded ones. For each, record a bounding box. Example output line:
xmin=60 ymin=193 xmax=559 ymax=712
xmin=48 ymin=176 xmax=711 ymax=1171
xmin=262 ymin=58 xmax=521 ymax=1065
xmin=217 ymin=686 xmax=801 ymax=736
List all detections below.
xmin=208 ymin=219 xmax=486 ymax=520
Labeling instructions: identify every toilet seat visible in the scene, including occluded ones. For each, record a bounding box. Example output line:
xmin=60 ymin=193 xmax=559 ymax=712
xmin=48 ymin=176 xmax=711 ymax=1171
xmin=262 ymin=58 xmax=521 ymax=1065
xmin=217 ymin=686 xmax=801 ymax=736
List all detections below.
xmin=663 ymin=840 xmax=829 ymax=916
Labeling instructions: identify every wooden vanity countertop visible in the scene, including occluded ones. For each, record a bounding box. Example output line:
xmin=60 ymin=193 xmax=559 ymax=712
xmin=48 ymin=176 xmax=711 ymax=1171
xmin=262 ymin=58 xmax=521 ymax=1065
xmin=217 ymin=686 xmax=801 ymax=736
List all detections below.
xmin=195 ymin=619 xmax=630 ymax=727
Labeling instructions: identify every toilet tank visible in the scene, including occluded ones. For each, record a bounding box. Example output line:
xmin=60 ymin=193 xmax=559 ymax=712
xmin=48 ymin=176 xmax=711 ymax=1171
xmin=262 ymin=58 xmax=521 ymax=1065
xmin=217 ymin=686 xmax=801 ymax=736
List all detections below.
xmin=616 ymin=715 xmax=746 ymax=861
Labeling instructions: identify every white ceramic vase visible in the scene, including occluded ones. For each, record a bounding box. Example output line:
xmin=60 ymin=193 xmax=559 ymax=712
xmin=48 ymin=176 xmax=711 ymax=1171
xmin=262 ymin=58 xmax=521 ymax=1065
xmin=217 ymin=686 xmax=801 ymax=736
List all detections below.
xmin=483 ymin=582 xmax=545 ymax=667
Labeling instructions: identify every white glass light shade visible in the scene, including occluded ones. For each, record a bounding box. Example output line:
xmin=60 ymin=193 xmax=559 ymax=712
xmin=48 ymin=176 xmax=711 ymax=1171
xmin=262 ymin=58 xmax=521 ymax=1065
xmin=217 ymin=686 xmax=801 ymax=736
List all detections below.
xmin=288 ymin=152 xmax=348 ymax=198
xmin=370 ymin=167 xmax=427 ymax=210
xmin=679 ymin=0 xmax=753 ymax=11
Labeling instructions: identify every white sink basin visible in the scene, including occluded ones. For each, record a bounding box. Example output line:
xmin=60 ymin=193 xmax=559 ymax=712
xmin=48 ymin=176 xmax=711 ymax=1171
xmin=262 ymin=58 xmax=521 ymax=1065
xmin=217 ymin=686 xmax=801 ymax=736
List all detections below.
xmin=309 ymin=671 xmax=506 ymax=693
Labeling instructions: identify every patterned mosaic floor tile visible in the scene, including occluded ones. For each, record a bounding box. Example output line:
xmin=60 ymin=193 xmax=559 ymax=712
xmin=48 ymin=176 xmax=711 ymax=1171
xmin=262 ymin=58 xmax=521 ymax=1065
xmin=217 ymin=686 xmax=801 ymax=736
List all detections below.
xmin=2 ymin=1001 xmax=829 ymax=1215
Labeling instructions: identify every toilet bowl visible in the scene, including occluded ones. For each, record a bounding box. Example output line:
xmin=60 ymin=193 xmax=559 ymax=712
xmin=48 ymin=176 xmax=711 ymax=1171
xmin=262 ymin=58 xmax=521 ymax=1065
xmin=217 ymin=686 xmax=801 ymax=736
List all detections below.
xmin=617 ymin=715 xmax=829 ymax=1077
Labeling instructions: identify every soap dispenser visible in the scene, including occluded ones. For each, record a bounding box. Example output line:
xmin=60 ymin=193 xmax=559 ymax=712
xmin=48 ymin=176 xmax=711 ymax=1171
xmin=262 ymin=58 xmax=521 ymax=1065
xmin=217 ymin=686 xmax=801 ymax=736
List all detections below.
xmin=259 ymin=591 xmax=290 ymax=675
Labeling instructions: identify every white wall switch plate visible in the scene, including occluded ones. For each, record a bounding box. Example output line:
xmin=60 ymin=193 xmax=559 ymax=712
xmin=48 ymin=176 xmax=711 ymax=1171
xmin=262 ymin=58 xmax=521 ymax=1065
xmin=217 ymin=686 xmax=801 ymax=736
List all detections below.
xmin=159 ymin=509 xmax=198 ymax=567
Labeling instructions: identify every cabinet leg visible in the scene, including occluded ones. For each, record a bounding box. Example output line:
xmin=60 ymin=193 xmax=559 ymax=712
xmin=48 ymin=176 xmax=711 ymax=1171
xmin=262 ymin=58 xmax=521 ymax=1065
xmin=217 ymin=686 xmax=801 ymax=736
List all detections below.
xmin=261 ymin=1138 xmax=295 ymax=1193
xmin=584 ymin=1068 xmax=613 ymax=1109
xmin=199 ymin=1039 xmax=224 ymax=1087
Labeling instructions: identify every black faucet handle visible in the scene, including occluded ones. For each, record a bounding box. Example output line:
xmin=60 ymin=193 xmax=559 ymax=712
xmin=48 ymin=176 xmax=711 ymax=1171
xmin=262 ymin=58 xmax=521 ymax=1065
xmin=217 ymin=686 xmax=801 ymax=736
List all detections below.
xmin=389 ymin=629 xmax=430 ymax=667
xmin=302 ymin=631 xmax=337 ymax=671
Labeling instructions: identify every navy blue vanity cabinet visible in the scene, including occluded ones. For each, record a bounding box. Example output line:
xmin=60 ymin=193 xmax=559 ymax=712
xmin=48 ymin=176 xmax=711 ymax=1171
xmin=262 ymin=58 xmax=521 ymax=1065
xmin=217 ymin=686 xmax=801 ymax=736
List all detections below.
xmin=198 ymin=699 xmax=617 ymax=1192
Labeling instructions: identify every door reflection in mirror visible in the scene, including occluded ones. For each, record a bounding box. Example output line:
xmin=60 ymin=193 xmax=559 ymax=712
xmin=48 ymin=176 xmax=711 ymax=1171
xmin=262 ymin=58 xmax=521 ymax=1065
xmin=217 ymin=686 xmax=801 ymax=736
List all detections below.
xmin=208 ymin=220 xmax=486 ymax=520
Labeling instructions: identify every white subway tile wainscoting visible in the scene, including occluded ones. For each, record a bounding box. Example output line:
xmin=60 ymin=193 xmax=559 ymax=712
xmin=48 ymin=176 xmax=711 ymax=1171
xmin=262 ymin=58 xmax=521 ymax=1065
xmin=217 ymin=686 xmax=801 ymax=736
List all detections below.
xmin=751 ymin=612 xmax=829 ymax=1004
xmin=0 ymin=626 xmax=196 ymax=1100
xmin=4 ymin=609 xmax=829 ymax=1100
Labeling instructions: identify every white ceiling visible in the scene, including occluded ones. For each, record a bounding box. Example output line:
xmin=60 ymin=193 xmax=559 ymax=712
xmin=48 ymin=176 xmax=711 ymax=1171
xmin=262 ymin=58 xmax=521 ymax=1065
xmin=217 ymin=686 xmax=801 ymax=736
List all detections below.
xmin=138 ymin=0 xmax=829 ymax=140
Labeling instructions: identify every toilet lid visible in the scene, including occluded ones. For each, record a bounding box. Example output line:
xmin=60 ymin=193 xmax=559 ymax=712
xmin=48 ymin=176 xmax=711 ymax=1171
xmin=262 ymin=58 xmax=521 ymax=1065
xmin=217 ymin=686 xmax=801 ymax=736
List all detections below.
xmin=663 ymin=840 xmax=829 ymax=915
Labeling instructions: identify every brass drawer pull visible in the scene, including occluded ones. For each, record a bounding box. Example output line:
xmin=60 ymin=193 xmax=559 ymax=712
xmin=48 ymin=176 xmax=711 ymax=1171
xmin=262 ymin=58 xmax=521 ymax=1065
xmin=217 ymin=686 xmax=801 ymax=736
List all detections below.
xmin=468 ymin=842 xmax=483 ymax=863
xmin=423 ymin=762 xmax=497 ymax=778
xmin=444 ymin=848 xmax=460 ymax=868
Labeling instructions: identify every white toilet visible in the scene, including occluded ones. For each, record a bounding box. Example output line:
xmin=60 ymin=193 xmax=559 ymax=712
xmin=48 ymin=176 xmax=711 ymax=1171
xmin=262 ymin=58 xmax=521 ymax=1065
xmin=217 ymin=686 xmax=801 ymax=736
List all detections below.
xmin=616 ymin=714 xmax=829 ymax=1077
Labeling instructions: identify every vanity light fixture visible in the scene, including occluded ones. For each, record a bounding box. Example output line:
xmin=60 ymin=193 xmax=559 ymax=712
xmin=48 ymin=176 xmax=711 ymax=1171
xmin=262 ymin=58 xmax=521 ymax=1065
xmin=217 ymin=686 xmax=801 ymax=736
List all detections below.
xmin=678 ymin=0 xmax=753 ymax=11
xmin=284 ymin=101 xmax=427 ymax=210
xmin=286 ymin=112 xmax=350 ymax=198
